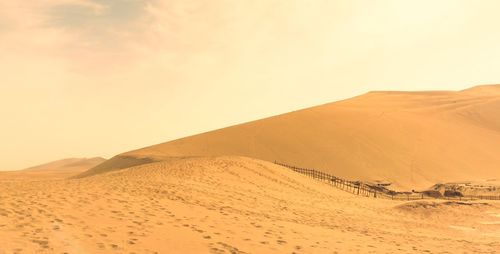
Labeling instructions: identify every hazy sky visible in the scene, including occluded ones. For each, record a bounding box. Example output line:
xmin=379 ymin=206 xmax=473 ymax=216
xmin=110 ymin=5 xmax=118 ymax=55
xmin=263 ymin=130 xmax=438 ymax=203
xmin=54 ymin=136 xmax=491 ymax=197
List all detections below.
xmin=1 ymin=0 xmax=500 ymax=170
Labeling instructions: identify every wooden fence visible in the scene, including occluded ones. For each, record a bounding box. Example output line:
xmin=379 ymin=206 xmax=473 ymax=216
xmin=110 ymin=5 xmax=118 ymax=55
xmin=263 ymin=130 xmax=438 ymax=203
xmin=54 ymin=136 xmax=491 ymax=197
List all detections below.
xmin=274 ymin=161 xmax=500 ymax=201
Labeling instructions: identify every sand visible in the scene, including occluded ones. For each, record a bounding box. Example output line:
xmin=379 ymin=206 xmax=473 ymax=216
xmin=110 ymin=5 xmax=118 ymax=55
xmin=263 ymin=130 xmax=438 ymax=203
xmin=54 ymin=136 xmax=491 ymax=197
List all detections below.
xmin=84 ymin=85 xmax=500 ymax=191
xmin=1 ymin=156 xmax=498 ymax=253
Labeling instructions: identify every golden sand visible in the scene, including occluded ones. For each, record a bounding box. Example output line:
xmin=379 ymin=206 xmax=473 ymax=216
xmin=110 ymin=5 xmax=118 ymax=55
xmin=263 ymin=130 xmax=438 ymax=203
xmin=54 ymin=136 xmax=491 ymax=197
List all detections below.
xmin=0 ymin=157 xmax=498 ymax=253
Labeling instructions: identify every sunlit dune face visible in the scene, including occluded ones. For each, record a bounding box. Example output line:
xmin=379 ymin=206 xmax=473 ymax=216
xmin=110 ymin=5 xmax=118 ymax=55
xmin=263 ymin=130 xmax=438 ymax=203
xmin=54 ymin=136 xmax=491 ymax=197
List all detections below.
xmin=2 ymin=1 xmax=500 ymax=170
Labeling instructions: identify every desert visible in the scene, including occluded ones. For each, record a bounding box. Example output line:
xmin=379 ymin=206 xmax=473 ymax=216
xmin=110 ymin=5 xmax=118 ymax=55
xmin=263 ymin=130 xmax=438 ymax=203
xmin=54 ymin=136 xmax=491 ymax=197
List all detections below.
xmin=1 ymin=86 xmax=500 ymax=254
xmin=2 ymin=1 xmax=500 ymax=253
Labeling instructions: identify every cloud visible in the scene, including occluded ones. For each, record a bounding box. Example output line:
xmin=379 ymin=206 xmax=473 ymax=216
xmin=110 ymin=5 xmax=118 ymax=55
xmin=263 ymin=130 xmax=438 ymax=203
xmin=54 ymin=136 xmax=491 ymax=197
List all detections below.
xmin=0 ymin=1 xmax=296 ymax=73
xmin=46 ymin=0 xmax=148 ymax=47
xmin=0 ymin=1 xmax=153 ymax=71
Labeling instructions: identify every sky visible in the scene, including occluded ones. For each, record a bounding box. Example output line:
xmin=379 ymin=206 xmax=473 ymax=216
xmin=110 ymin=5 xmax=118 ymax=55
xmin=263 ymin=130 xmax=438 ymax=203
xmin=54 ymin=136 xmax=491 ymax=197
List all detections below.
xmin=1 ymin=0 xmax=500 ymax=170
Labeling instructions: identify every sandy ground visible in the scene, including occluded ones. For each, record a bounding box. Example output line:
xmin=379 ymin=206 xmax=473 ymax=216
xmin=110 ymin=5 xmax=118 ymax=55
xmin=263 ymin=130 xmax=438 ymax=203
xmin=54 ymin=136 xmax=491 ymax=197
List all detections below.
xmin=1 ymin=157 xmax=498 ymax=253
xmin=88 ymin=85 xmax=500 ymax=191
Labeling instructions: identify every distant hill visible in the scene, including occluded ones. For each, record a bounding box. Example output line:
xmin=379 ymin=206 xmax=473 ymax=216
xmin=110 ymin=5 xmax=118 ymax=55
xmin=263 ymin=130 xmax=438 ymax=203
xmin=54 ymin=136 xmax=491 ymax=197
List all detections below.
xmin=0 ymin=157 xmax=106 ymax=180
xmin=80 ymin=85 xmax=500 ymax=190
xmin=22 ymin=157 xmax=106 ymax=172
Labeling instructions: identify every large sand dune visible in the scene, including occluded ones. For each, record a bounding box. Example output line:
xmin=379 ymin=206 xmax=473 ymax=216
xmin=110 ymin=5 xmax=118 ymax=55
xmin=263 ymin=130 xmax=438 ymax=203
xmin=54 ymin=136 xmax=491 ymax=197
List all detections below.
xmin=81 ymin=85 xmax=500 ymax=190
xmin=1 ymin=156 xmax=498 ymax=253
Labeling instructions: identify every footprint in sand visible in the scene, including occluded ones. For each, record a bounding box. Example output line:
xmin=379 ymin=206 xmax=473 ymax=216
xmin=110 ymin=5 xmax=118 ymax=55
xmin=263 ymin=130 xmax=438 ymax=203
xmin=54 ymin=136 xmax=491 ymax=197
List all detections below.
xmin=276 ymin=239 xmax=287 ymax=245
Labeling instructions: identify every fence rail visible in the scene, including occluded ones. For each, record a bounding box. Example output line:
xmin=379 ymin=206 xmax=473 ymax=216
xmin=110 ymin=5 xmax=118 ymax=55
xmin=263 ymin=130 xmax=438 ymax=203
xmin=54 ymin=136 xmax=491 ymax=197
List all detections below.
xmin=274 ymin=161 xmax=500 ymax=201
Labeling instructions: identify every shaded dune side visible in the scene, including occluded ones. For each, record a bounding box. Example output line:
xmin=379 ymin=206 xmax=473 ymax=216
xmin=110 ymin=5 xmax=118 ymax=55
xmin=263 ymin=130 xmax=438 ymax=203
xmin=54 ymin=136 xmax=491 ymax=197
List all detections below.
xmin=75 ymin=156 xmax=158 ymax=178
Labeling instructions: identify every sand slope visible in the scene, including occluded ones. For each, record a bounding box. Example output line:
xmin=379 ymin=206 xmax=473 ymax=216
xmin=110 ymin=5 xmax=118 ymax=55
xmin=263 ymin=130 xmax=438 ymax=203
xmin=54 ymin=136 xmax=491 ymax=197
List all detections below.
xmin=0 ymin=157 xmax=105 ymax=180
xmin=0 ymin=156 xmax=498 ymax=253
xmin=83 ymin=85 xmax=500 ymax=190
